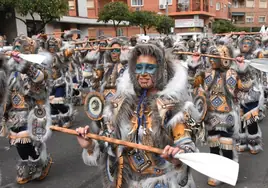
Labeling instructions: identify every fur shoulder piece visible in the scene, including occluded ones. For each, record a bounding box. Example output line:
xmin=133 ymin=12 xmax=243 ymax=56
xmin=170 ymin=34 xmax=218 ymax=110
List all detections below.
xmin=158 ymin=61 xmax=190 ymax=102
xmin=0 ymin=55 xmax=8 ymax=105
xmin=116 ymin=68 xmax=135 ymax=96
xmin=84 ymin=50 xmax=100 ymax=62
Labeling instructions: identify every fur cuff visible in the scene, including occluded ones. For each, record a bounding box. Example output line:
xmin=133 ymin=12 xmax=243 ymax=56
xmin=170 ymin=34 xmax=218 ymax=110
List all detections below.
xmin=82 ymin=140 xmax=100 ymax=166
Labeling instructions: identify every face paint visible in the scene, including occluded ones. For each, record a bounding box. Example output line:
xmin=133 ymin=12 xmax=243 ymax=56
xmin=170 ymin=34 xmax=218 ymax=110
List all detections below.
xmin=242 ymin=39 xmax=252 ymax=53
xmin=135 ymin=55 xmax=158 ymax=89
xmin=99 ymin=42 xmax=107 ymax=47
xmin=135 ymin=63 xmax=157 ymax=75
xmin=111 ymin=44 xmax=121 ymax=62
xmin=111 ymin=48 xmax=121 ymax=53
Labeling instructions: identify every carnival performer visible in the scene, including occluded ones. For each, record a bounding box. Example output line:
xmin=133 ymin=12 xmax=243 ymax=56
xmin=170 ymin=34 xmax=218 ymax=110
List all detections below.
xmin=2 ymin=34 xmax=52 ymax=184
xmin=0 ymin=55 xmax=8 ymax=119
xmin=163 ymin=36 xmax=173 ymax=49
xmin=77 ymin=44 xmax=203 ymax=187
xmin=130 ymin=36 xmax=137 ymax=47
xmin=188 ymin=38 xmax=197 ymax=53
xmin=195 ymin=45 xmax=239 ymax=186
xmin=234 ymin=36 xmax=264 ymax=154
xmin=49 ymin=39 xmax=75 ymax=128
xmin=198 ymin=38 xmax=210 ymax=69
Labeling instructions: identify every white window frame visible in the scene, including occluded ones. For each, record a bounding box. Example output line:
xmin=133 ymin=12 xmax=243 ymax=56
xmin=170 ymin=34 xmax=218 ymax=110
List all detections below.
xmin=259 ymin=16 xmax=266 ymax=22
xmin=68 ymin=0 xmax=75 ymax=10
xmin=246 ymin=16 xmax=254 ymax=23
xmin=210 ymin=0 xmax=213 ymax=6
xmin=259 ymin=0 xmax=267 ymax=8
xmin=87 ymin=0 xmax=94 ymax=8
xmin=131 ymin=0 xmax=144 ymax=7
xmin=216 ymin=2 xmax=221 ymax=10
xmin=246 ymin=0 xmax=255 ymax=8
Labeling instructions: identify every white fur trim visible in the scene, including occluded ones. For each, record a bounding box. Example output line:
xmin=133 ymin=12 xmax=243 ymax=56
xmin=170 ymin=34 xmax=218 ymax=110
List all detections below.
xmin=159 ymin=62 xmax=189 ymax=101
xmin=82 ymin=140 xmax=100 ymax=166
xmin=130 ymin=165 xmax=195 ymax=188
xmin=168 ymin=101 xmax=201 ymax=127
xmin=27 ymin=102 xmax=52 ymax=143
xmin=116 ymin=68 xmax=135 ymax=96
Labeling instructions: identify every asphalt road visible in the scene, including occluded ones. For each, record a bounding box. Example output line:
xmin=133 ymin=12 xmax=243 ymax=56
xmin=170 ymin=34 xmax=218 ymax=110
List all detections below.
xmin=1 ymin=106 xmax=268 ymax=188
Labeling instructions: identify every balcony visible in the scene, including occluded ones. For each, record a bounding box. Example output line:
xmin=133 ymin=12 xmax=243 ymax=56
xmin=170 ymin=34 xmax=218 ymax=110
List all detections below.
xmin=176 ymin=0 xmax=209 ymax=12
xmin=233 ymin=20 xmax=245 ymax=24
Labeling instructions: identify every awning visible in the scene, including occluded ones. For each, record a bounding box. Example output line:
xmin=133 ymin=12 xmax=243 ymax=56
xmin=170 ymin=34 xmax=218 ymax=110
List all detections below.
xmin=232 ymin=12 xmax=245 ymax=16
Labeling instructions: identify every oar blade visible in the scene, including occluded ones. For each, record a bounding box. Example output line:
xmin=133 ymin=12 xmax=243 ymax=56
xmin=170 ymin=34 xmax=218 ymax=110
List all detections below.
xmin=248 ymin=58 xmax=268 ymax=72
xmin=174 ymin=153 xmax=239 ymax=186
xmin=18 ymin=54 xmax=46 ymax=64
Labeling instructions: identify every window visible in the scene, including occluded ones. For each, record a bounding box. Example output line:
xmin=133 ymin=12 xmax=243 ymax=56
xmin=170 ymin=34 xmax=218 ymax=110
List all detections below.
xmin=116 ymin=28 xmax=124 ymax=36
xmin=246 ymin=0 xmax=255 ymax=7
xmin=87 ymin=0 xmax=94 ymax=8
xmin=259 ymin=0 xmax=267 ymax=8
xmin=210 ymin=0 xmax=213 ymax=6
xmin=131 ymin=0 xmax=144 ymax=6
xmin=68 ymin=0 xmax=75 ymax=10
xmin=178 ymin=0 xmax=190 ymax=11
xmin=246 ymin=15 xmax=254 ymax=23
xmin=259 ymin=16 xmax=266 ymax=22
xmin=216 ymin=2 xmax=221 ymax=10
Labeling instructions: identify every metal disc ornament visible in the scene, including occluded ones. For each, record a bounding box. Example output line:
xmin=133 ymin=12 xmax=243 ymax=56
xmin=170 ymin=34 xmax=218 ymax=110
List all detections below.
xmin=194 ymin=94 xmax=207 ymax=123
xmin=84 ymin=92 xmax=105 ymax=121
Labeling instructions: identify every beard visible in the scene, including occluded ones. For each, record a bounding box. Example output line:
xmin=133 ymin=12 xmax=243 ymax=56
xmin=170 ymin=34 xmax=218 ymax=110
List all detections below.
xmin=136 ymin=74 xmax=155 ymax=89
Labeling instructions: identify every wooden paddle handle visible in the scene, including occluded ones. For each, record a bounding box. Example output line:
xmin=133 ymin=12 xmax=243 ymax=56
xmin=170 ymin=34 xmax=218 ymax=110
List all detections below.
xmin=215 ymin=32 xmax=260 ymax=36
xmin=50 ymin=126 xmax=163 ymax=155
xmin=74 ymin=47 xmax=123 ymax=51
xmin=174 ymin=52 xmax=235 ymax=61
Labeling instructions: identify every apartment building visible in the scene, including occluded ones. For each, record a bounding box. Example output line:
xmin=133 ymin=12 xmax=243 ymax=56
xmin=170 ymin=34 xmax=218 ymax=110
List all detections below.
xmin=231 ymin=0 xmax=268 ymax=29
xmin=0 ymin=0 xmax=232 ymax=43
xmin=62 ymin=0 xmax=232 ymax=39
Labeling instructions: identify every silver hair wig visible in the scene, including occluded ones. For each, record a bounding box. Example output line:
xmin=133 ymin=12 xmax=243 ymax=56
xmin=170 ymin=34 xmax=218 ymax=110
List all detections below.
xmin=104 ymin=39 xmax=122 ymax=63
xmin=0 ymin=55 xmax=8 ymax=105
xmin=128 ymin=44 xmax=166 ymax=94
xmin=238 ymin=36 xmax=256 ymax=53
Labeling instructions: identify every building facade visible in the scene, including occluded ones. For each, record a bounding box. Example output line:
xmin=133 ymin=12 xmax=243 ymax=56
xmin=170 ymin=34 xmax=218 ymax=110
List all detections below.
xmin=62 ymin=0 xmax=232 ymax=39
xmin=0 ymin=0 xmax=232 ymax=43
xmin=231 ymin=0 xmax=268 ymax=30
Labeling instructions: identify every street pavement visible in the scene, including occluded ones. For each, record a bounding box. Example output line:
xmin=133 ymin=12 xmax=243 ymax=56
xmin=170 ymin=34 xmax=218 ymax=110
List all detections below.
xmin=1 ymin=106 xmax=268 ymax=188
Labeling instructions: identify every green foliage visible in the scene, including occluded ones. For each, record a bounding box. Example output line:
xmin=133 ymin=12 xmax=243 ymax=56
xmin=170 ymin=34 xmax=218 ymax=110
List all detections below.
xmin=98 ymin=1 xmax=130 ymax=36
xmin=129 ymin=11 xmax=157 ymax=36
xmin=0 ymin=0 xmax=69 ymax=34
xmin=212 ymin=20 xmax=237 ymax=33
xmin=155 ymin=15 xmax=174 ymax=35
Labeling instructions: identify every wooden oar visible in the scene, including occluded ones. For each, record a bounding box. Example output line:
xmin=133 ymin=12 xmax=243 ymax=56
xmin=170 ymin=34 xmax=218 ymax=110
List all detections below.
xmin=215 ymin=32 xmax=260 ymax=36
xmin=174 ymin=51 xmax=236 ymax=61
xmin=50 ymin=126 xmax=239 ymax=186
xmin=74 ymin=47 xmax=123 ymax=51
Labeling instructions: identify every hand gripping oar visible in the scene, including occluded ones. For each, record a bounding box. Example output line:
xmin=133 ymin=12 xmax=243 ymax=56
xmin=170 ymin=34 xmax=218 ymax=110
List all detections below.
xmin=50 ymin=126 xmax=239 ymax=186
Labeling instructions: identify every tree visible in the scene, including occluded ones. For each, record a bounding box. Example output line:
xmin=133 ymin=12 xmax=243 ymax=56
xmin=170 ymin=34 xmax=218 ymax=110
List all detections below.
xmin=129 ymin=11 xmax=157 ymax=36
xmin=155 ymin=15 xmax=175 ymax=35
xmin=98 ymin=2 xmax=130 ymax=37
xmin=0 ymin=0 xmax=69 ymax=34
xmin=212 ymin=20 xmax=237 ymax=33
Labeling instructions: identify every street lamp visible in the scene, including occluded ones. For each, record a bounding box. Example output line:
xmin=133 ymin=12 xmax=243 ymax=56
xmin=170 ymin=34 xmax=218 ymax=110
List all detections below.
xmin=166 ymin=0 xmax=168 ymax=16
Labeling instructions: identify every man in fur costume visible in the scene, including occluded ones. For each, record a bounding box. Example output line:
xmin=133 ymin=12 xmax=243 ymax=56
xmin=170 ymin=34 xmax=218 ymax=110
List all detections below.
xmin=198 ymin=38 xmax=210 ymax=69
xmin=188 ymin=39 xmax=196 ymax=53
xmin=234 ymin=36 xmax=264 ymax=154
xmin=2 ymin=34 xmax=52 ymax=184
xmin=195 ymin=45 xmax=239 ymax=186
xmin=77 ymin=44 xmax=202 ymax=187
xmin=49 ymin=43 xmax=76 ymax=128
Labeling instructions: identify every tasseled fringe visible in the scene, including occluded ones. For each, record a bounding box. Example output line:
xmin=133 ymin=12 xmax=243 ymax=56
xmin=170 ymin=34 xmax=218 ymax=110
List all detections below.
xmin=116 ymin=156 xmax=124 ymax=188
xmin=10 ymin=137 xmax=31 ymax=145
